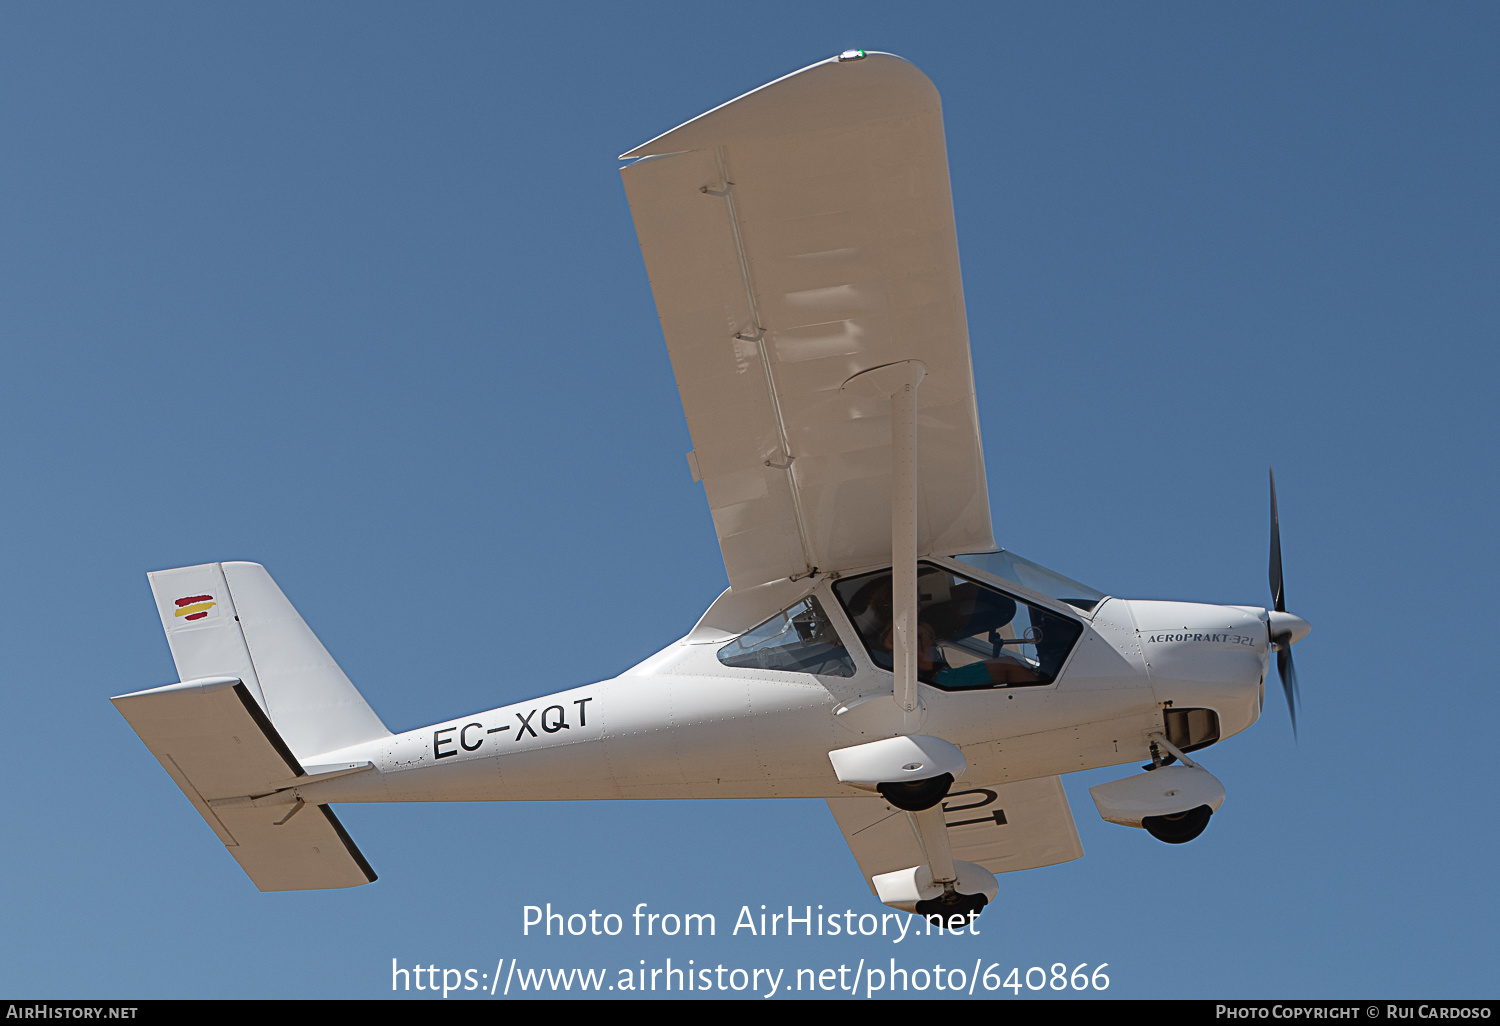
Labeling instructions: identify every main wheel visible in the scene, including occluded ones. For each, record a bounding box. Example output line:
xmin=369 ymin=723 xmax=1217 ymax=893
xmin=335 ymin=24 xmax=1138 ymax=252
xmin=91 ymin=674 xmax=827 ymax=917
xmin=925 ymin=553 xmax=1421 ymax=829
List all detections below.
xmin=916 ymin=891 xmax=989 ymax=920
xmin=1142 ymin=804 xmax=1213 ymax=844
xmin=878 ymin=773 xmax=954 ymax=812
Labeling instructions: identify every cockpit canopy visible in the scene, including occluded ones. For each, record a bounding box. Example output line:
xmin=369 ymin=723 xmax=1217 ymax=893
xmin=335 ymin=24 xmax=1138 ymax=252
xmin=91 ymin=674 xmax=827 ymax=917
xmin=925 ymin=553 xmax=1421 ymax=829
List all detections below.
xmin=711 ymin=549 xmax=1100 ymax=688
xmin=716 ymin=596 xmax=855 ymax=677
xmin=832 ymin=563 xmax=1083 ymax=689
xmin=954 ymin=550 xmax=1106 ymax=612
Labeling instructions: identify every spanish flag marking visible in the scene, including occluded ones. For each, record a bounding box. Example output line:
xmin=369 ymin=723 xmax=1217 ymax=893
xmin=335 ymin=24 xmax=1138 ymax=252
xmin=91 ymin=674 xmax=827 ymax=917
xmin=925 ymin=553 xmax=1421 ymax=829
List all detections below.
xmin=174 ymin=594 xmax=216 ymax=621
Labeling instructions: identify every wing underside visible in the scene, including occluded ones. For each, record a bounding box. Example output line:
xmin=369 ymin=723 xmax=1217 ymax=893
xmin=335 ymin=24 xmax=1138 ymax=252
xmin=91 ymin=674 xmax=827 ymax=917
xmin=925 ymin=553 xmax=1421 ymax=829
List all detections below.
xmin=827 ymin=775 xmax=1084 ymax=892
xmin=621 ymin=53 xmax=994 ymax=591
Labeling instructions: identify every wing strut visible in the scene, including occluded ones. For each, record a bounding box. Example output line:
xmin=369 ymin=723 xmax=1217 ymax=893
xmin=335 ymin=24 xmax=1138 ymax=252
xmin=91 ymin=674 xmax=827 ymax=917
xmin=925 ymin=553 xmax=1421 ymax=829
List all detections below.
xmin=836 ymin=361 xmax=1003 ymax=914
xmin=842 ymin=360 xmax=926 ymax=721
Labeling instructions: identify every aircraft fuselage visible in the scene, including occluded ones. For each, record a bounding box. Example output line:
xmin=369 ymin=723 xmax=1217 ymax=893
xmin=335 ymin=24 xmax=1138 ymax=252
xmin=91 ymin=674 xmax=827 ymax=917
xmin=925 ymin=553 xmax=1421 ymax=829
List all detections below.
xmin=287 ymin=575 xmax=1271 ymax=808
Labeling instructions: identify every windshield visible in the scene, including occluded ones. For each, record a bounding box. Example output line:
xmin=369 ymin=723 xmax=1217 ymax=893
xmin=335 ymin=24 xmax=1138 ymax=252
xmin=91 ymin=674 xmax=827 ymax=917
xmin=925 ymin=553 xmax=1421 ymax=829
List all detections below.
xmin=954 ymin=550 xmax=1106 ymax=611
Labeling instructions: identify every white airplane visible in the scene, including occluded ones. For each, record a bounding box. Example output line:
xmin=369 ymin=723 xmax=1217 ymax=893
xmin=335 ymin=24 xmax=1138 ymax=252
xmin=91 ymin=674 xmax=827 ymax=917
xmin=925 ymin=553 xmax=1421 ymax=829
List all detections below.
xmin=113 ymin=51 xmax=1310 ymax=919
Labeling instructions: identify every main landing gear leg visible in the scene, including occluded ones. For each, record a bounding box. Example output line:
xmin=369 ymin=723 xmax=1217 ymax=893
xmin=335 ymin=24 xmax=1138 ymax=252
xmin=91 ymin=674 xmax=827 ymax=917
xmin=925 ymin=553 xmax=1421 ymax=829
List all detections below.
xmin=906 ymin=803 xmax=990 ymax=918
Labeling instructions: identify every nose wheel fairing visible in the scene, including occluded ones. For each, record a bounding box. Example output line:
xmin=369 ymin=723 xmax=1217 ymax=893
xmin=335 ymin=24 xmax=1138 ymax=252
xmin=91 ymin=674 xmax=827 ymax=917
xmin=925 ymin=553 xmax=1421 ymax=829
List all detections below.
xmin=1090 ymin=733 xmax=1226 ymax=845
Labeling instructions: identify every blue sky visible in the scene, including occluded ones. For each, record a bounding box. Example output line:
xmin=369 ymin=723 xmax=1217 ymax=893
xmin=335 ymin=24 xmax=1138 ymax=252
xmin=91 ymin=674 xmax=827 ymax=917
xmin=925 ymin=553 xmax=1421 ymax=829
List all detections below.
xmin=1 ymin=2 xmax=1495 ymax=999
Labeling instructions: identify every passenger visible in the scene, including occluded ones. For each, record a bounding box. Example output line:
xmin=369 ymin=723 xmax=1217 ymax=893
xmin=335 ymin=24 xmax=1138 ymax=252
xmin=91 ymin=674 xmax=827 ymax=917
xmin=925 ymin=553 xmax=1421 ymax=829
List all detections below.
xmin=847 ymin=572 xmax=1042 ymax=687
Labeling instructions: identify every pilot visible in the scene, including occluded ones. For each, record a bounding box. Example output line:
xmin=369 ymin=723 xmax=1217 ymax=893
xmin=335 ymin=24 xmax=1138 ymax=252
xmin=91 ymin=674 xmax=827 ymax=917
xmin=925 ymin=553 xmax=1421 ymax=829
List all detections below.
xmin=845 ymin=573 xmax=1042 ymax=687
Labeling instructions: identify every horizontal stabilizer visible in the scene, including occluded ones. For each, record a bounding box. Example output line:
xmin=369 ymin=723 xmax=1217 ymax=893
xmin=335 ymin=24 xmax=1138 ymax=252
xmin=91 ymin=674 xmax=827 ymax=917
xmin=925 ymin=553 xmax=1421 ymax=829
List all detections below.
xmin=112 ymin=677 xmax=376 ymax=891
xmin=827 ymin=775 xmax=1083 ymax=892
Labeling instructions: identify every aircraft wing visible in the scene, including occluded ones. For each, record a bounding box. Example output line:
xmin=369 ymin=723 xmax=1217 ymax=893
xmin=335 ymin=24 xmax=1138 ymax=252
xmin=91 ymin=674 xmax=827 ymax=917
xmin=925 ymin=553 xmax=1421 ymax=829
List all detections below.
xmin=826 ymin=775 xmax=1084 ymax=891
xmin=620 ymin=52 xmax=994 ymax=592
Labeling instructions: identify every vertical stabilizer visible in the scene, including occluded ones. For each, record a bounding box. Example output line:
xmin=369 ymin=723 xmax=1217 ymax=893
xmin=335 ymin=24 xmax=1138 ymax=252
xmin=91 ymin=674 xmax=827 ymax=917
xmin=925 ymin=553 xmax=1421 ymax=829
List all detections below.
xmin=148 ymin=562 xmax=390 ymax=760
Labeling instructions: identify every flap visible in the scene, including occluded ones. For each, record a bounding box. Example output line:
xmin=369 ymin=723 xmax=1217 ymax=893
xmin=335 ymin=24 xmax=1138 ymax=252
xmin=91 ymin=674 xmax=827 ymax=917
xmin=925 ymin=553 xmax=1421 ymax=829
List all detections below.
xmin=827 ymin=775 xmax=1084 ymax=892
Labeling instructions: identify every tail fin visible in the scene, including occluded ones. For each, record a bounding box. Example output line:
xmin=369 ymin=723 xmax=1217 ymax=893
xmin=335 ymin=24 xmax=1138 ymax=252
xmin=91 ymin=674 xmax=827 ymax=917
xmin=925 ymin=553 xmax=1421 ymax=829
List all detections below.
xmin=147 ymin=562 xmax=390 ymax=761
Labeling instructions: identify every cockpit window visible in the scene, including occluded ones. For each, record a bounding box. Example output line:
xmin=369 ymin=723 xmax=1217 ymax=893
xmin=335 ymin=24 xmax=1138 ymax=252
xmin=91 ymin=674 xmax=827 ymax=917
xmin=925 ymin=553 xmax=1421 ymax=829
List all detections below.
xmin=954 ymin=550 xmax=1106 ymax=611
xmin=717 ymin=596 xmax=855 ymax=677
xmin=832 ymin=565 xmax=1083 ymax=690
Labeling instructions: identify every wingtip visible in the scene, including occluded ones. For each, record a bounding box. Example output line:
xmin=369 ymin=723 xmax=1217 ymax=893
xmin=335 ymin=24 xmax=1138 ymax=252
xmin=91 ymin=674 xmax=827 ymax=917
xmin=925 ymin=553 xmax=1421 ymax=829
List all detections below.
xmin=616 ymin=50 xmax=924 ymax=161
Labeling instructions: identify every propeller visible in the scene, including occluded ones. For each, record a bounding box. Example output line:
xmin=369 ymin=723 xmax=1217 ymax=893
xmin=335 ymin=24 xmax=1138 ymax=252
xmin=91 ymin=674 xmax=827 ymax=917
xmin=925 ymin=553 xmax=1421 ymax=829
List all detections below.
xmin=1268 ymin=467 xmax=1300 ymax=736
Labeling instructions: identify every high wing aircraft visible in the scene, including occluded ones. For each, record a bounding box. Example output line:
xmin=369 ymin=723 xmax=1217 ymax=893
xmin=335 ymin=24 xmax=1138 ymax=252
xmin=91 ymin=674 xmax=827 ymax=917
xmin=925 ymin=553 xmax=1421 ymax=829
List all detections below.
xmin=113 ymin=51 xmax=1311 ymax=918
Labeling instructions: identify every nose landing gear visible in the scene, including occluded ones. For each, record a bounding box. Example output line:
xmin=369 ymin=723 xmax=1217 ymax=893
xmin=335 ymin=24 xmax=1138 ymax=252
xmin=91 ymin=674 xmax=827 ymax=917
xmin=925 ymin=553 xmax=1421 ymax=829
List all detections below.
xmin=1090 ymin=733 xmax=1225 ymax=844
xmin=1142 ymin=803 xmax=1214 ymax=844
